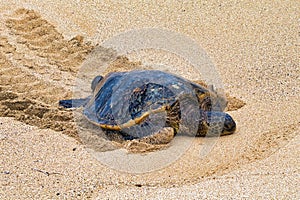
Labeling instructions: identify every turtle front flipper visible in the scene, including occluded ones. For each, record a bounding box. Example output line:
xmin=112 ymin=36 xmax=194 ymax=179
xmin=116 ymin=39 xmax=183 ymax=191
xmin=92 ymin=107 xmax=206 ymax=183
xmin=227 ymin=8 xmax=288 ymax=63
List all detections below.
xmin=88 ymin=105 xmax=169 ymax=131
xmin=123 ymin=127 xmax=175 ymax=153
xmin=59 ymin=97 xmax=91 ymax=108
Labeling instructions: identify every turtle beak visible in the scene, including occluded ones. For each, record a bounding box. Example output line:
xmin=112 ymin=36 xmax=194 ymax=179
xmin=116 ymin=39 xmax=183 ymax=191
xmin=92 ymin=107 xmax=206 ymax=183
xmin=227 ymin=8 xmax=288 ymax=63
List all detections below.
xmin=221 ymin=113 xmax=236 ymax=135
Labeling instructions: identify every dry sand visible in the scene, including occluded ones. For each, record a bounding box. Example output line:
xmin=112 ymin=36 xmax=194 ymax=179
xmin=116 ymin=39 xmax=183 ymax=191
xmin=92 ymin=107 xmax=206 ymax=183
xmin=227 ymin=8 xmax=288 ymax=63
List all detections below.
xmin=0 ymin=0 xmax=299 ymax=199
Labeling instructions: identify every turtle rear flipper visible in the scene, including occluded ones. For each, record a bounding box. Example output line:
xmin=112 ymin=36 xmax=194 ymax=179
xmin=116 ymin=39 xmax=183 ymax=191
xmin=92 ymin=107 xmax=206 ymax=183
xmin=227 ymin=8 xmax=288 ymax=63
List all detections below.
xmin=59 ymin=97 xmax=91 ymax=108
xmin=91 ymin=75 xmax=103 ymax=92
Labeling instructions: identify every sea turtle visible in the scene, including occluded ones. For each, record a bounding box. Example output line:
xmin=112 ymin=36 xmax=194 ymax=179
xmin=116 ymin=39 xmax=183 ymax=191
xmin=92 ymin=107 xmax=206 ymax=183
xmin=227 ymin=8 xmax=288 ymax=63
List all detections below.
xmin=59 ymin=70 xmax=236 ymax=140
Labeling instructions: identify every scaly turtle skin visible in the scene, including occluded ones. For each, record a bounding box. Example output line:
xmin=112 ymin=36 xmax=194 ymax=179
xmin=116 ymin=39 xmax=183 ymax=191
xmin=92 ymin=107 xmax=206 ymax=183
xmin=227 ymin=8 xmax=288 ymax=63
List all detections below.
xmin=59 ymin=70 xmax=236 ymax=139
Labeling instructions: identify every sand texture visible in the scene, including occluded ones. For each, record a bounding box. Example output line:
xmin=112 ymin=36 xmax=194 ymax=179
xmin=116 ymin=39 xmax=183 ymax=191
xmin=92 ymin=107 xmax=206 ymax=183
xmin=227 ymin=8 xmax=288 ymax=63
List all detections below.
xmin=0 ymin=1 xmax=299 ymax=199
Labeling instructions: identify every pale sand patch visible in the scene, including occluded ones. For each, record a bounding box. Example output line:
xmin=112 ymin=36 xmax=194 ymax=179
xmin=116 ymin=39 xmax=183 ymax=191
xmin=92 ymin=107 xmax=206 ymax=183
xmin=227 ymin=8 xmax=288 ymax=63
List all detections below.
xmin=1 ymin=117 xmax=299 ymax=199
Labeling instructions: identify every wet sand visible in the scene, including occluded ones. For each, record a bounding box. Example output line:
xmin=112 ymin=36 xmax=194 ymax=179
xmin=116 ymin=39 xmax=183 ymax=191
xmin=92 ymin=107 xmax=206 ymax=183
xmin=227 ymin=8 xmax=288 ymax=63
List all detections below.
xmin=0 ymin=1 xmax=299 ymax=199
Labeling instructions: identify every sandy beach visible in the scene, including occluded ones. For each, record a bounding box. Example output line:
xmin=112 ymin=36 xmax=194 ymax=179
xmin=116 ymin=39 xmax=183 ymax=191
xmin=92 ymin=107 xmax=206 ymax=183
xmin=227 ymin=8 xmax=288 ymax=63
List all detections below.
xmin=0 ymin=1 xmax=299 ymax=199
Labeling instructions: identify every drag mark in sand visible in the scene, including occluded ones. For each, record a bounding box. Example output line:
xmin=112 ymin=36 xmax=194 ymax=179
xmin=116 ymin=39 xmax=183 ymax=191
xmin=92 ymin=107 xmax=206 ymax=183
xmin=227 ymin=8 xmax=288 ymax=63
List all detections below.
xmin=0 ymin=9 xmax=94 ymax=139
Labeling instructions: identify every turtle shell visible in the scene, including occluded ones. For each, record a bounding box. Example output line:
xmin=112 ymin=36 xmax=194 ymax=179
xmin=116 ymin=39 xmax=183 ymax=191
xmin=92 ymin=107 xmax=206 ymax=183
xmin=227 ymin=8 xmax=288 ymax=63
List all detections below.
xmin=83 ymin=70 xmax=214 ymax=138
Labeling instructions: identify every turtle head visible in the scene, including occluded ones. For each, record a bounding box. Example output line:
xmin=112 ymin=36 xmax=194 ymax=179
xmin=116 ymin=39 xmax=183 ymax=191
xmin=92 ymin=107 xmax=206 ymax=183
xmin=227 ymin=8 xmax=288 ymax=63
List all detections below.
xmin=198 ymin=111 xmax=236 ymax=136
